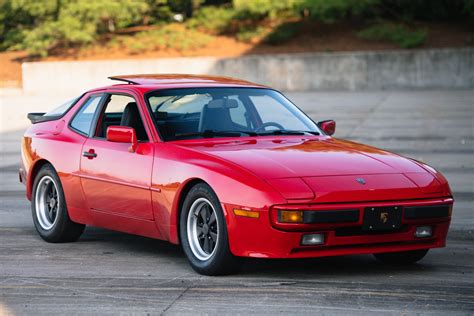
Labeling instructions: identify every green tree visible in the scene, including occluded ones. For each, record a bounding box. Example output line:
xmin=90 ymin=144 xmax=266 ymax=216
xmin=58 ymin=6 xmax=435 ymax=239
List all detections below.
xmin=2 ymin=0 xmax=151 ymax=56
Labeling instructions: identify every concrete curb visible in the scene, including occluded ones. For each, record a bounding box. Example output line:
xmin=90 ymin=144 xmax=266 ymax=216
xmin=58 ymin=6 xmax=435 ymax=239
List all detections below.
xmin=21 ymin=48 xmax=474 ymax=94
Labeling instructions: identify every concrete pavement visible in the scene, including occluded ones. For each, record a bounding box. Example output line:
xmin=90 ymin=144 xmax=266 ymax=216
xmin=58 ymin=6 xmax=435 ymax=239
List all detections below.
xmin=0 ymin=89 xmax=473 ymax=314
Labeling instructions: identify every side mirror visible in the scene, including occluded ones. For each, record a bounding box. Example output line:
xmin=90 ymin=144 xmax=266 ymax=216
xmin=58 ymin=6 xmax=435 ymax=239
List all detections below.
xmin=317 ymin=120 xmax=336 ymax=136
xmin=106 ymin=126 xmax=138 ymax=152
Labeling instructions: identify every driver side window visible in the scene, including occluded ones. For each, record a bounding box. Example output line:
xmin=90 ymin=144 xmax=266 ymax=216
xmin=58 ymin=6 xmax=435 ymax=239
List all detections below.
xmin=95 ymin=94 xmax=149 ymax=141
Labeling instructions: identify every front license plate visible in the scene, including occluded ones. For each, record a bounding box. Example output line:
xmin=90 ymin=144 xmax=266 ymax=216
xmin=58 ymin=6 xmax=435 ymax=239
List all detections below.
xmin=362 ymin=206 xmax=402 ymax=231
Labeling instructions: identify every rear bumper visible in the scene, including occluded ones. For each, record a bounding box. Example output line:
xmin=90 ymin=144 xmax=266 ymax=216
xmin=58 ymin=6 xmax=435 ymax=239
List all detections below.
xmin=225 ymin=197 xmax=453 ymax=258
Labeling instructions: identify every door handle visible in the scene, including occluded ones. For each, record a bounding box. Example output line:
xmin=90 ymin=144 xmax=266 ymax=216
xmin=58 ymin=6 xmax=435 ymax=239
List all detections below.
xmin=82 ymin=150 xmax=97 ymax=159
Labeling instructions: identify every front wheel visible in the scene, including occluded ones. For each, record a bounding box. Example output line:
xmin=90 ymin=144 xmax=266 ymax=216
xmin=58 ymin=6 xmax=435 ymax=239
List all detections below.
xmin=32 ymin=164 xmax=85 ymax=242
xmin=179 ymin=183 xmax=243 ymax=275
xmin=373 ymin=249 xmax=429 ymax=265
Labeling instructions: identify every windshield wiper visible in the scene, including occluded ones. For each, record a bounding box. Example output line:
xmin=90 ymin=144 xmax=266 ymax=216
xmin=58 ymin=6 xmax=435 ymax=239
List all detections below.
xmin=256 ymin=130 xmax=320 ymax=136
xmin=175 ymin=130 xmax=257 ymax=139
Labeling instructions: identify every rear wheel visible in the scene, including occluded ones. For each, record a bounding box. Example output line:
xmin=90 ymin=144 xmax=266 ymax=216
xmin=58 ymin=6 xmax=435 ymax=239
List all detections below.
xmin=179 ymin=183 xmax=243 ymax=275
xmin=373 ymin=249 xmax=429 ymax=265
xmin=32 ymin=164 xmax=85 ymax=242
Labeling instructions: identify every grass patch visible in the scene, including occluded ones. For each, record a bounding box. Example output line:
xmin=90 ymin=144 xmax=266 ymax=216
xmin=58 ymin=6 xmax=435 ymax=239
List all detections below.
xmin=115 ymin=24 xmax=213 ymax=54
xmin=358 ymin=22 xmax=427 ymax=48
xmin=236 ymin=26 xmax=267 ymax=43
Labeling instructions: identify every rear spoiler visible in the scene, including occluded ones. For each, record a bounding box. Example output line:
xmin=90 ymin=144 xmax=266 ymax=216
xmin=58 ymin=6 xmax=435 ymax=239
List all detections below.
xmin=27 ymin=93 xmax=85 ymax=124
xmin=27 ymin=113 xmax=60 ymax=124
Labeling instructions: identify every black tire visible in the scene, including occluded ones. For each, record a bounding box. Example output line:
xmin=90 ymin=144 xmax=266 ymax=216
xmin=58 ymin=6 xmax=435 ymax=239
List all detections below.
xmin=373 ymin=249 xmax=429 ymax=265
xmin=179 ymin=183 xmax=243 ymax=275
xmin=31 ymin=163 xmax=85 ymax=242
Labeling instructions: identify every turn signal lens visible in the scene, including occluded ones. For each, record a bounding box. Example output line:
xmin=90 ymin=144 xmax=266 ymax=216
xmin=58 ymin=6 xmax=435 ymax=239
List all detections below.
xmin=279 ymin=210 xmax=304 ymax=223
xmin=234 ymin=209 xmax=260 ymax=218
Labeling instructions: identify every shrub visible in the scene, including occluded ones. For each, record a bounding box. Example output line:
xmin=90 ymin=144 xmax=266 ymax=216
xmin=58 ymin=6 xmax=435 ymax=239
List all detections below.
xmin=298 ymin=0 xmax=379 ymax=23
xmin=358 ymin=22 xmax=427 ymax=48
xmin=233 ymin=0 xmax=301 ymax=19
xmin=186 ymin=6 xmax=236 ymax=34
xmin=119 ymin=24 xmax=213 ymax=53
xmin=264 ymin=21 xmax=300 ymax=45
xmin=236 ymin=26 xmax=266 ymax=42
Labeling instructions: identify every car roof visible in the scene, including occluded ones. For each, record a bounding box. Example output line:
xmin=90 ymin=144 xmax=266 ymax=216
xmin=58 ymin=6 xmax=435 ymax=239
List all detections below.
xmin=93 ymin=74 xmax=267 ymax=93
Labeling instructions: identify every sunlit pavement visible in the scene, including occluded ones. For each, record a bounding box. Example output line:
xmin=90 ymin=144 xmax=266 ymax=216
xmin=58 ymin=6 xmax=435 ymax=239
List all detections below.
xmin=1 ymin=89 xmax=473 ymax=314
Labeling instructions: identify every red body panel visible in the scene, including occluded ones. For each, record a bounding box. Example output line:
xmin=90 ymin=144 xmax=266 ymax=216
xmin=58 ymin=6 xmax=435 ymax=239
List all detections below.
xmin=20 ymin=76 xmax=454 ymax=259
xmin=79 ymin=139 xmax=154 ymax=220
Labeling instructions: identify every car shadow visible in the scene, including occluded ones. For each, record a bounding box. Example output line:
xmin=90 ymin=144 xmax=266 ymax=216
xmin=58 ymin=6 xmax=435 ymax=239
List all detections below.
xmin=80 ymin=226 xmax=184 ymax=259
xmin=79 ymin=227 xmax=435 ymax=278
xmin=240 ymin=255 xmax=432 ymax=277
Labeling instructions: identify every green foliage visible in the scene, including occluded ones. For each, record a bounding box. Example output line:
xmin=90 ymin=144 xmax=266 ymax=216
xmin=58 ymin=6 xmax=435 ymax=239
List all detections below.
xmin=168 ymin=0 xmax=204 ymax=17
xmin=119 ymin=24 xmax=213 ymax=53
xmin=187 ymin=6 xmax=236 ymax=34
xmin=145 ymin=0 xmax=174 ymax=23
xmin=233 ymin=0 xmax=300 ymax=18
xmin=465 ymin=0 xmax=474 ymax=18
xmin=378 ymin=0 xmax=473 ymax=22
xmin=235 ymin=25 xmax=266 ymax=42
xmin=0 ymin=0 xmax=471 ymax=56
xmin=358 ymin=22 xmax=427 ymax=48
xmin=298 ymin=0 xmax=379 ymax=23
xmin=263 ymin=21 xmax=300 ymax=45
xmin=1 ymin=0 xmax=150 ymax=56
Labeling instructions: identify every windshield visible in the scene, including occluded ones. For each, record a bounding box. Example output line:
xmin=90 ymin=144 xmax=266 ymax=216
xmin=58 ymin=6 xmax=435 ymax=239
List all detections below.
xmin=146 ymin=88 xmax=321 ymax=141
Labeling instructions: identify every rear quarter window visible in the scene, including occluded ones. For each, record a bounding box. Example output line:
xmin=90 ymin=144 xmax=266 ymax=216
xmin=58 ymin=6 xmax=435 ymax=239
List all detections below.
xmin=70 ymin=95 xmax=103 ymax=135
xmin=44 ymin=96 xmax=80 ymax=117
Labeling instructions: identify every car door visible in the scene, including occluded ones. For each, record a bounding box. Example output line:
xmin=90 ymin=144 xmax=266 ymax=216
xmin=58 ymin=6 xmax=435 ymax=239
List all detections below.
xmin=78 ymin=91 xmax=154 ymax=220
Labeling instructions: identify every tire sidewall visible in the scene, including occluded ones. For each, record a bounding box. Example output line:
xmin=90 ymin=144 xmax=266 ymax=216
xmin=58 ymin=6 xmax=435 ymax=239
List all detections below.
xmin=31 ymin=164 xmax=70 ymax=242
xmin=179 ymin=183 xmax=231 ymax=273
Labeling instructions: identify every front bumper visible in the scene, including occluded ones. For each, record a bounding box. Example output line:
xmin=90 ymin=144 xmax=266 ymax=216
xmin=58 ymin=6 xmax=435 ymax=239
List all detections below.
xmin=225 ymin=197 xmax=453 ymax=258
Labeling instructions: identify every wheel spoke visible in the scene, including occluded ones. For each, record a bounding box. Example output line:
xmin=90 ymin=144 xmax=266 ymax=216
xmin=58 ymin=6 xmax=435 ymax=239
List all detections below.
xmin=210 ymin=238 xmax=216 ymax=250
xmin=199 ymin=208 xmax=207 ymax=223
xmin=196 ymin=225 xmax=204 ymax=238
xmin=204 ymin=205 xmax=211 ymax=222
xmin=203 ymin=237 xmax=211 ymax=253
xmin=47 ymin=208 xmax=54 ymax=221
xmin=209 ymin=211 xmax=216 ymax=225
xmin=210 ymin=231 xmax=217 ymax=242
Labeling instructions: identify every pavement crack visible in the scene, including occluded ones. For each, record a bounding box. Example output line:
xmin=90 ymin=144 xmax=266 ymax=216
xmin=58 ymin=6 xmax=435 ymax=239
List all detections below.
xmin=347 ymin=91 xmax=391 ymax=138
xmin=161 ymin=284 xmax=191 ymax=315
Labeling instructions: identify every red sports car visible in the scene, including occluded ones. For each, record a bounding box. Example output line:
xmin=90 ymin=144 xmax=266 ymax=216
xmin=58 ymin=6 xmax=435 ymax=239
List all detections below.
xmin=20 ymin=74 xmax=453 ymax=275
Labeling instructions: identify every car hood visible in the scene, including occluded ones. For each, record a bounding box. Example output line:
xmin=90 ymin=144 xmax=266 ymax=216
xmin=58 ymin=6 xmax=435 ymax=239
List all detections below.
xmin=176 ymin=136 xmax=427 ymax=178
xmin=175 ymin=136 xmax=446 ymax=202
